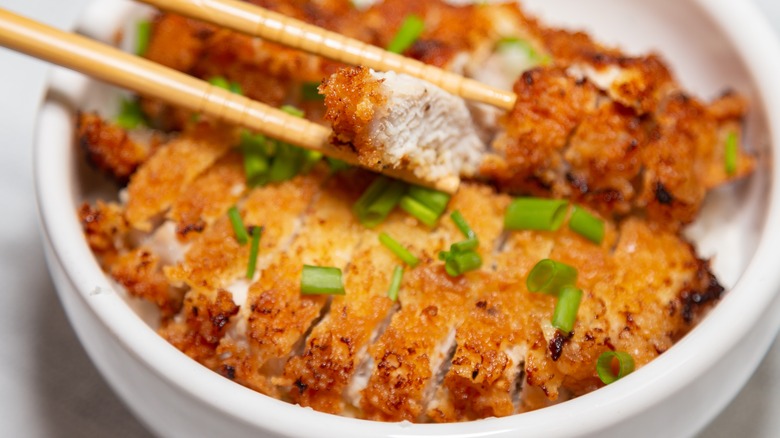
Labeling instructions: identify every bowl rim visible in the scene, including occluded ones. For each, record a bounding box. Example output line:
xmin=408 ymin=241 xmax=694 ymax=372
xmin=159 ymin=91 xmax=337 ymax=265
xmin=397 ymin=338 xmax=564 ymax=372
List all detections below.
xmin=33 ymin=0 xmax=780 ymax=436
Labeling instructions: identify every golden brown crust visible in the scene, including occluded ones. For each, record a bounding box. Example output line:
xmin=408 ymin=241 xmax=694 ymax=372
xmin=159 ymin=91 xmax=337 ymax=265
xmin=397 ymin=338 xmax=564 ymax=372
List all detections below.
xmin=218 ymin=174 xmax=368 ymax=395
xmin=483 ymin=67 xmax=599 ymax=196
xmin=110 ymin=248 xmax=183 ymax=318
xmin=158 ymin=289 xmax=239 ymax=368
xmin=125 ymin=121 xmax=238 ymax=231
xmin=165 ymin=171 xmax=323 ymax=292
xmin=321 ymin=66 xmax=387 ymax=165
xmin=168 ymin=151 xmax=246 ymax=242
xmin=78 ymin=200 xmax=129 ymax=268
xmin=540 ymin=28 xmax=674 ymax=113
xmin=77 ymin=0 xmax=748 ymax=424
xmin=483 ymin=66 xmax=754 ymax=228
xmin=77 ymin=112 xmax=162 ymax=183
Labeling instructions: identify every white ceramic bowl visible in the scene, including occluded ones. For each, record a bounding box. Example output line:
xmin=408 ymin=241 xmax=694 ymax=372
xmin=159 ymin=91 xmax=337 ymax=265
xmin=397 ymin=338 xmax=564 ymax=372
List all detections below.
xmin=34 ymin=0 xmax=780 ymax=436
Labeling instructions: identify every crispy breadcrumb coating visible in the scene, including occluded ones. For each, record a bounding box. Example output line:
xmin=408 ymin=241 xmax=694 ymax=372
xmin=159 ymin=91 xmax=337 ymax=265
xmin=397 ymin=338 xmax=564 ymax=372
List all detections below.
xmin=77 ymin=0 xmax=750 ymax=424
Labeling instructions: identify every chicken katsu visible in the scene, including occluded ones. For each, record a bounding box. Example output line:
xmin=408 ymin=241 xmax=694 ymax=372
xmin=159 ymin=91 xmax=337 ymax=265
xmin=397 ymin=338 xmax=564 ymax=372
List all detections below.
xmin=78 ymin=0 xmax=753 ymax=423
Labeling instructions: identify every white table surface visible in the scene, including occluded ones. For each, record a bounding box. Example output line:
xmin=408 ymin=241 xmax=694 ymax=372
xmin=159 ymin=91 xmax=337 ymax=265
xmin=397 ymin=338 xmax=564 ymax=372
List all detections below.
xmin=0 ymin=1 xmax=778 ymax=437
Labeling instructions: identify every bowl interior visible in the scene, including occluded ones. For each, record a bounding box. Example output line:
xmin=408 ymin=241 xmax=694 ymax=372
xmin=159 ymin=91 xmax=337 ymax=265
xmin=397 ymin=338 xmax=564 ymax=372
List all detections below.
xmin=35 ymin=0 xmax=777 ymax=436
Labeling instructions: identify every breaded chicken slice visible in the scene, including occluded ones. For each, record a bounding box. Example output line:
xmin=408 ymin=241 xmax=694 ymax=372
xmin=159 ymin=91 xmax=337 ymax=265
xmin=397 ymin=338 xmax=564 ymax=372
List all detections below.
xmin=358 ymin=185 xmax=509 ymax=422
xmin=483 ymin=66 xmax=754 ymax=228
xmin=217 ymin=172 xmax=369 ymax=395
xmin=77 ymin=112 xmax=166 ymax=183
xmin=322 ymin=66 xmax=486 ymax=193
xmin=165 ymin=170 xmax=324 ymax=293
xmin=124 ymin=121 xmax=238 ymax=231
xmin=167 ymin=151 xmax=246 ymax=242
xmin=160 ymin=170 xmax=325 ymax=377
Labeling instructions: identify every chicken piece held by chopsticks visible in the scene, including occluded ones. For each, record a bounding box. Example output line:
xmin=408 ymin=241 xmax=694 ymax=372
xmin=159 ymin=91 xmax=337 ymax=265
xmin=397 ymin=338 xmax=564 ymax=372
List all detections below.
xmin=322 ymin=66 xmax=486 ymax=192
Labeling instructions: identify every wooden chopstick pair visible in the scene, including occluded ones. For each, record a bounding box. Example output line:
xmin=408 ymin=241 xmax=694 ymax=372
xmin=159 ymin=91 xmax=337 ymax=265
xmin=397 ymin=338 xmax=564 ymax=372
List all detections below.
xmin=139 ymin=0 xmax=516 ymax=111
xmin=0 ymin=0 xmax=515 ymax=192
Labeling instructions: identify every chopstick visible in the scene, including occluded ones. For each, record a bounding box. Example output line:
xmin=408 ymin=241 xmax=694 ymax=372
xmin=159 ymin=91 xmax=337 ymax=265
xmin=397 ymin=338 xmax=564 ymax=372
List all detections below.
xmin=138 ymin=0 xmax=517 ymax=111
xmin=0 ymin=7 xmax=456 ymax=192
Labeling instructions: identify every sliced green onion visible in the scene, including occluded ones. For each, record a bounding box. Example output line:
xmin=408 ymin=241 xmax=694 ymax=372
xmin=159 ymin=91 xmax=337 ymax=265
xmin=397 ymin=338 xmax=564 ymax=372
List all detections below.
xmin=208 ymin=76 xmax=243 ymax=95
xmin=240 ymin=130 xmax=268 ymax=151
xmin=496 ymin=36 xmax=550 ymax=66
xmin=116 ymin=99 xmax=146 ymax=130
xmin=243 ymin=153 xmax=270 ymax=187
xmin=135 ymin=20 xmax=152 ymax=56
xmin=213 ymin=78 xmax=231 ymax=90
xmin=301 ymin=265 xmax=345 ymax=295
xmin=400 ymin=196 xmax=438 ymax=227
xmin=326 ymin=157 xmax=351 ymax=173
xmin=281 ymin=104 xmax=305 ymax=118
xmin=354 ymin=177 xmax=407 ymax=228
xmin=246 ymin=226 xmax=263 ymax=279
xmin=444 ymin=250 xmax=482 ymax=277
xmin=301 ymin=82 xmax=324 ymax=101
xmin=386 ymin=14 xmax=425 ymax=54
xmin=228 ymin=81 xmax=243 ymax=95
xmin=450 ymin=210 xmax=476 ymax=240
xmin=208 ymin=76 xmax=230 ymax=90
xmin=505 ymin=198 xmax=569 ymax=231
xmin=568 ymin=207 xmax=605 ymax=245
xmin=300 ymin=150 xmax=323 ymax=174
xmin=450 ymin=238 xmax=478 ymax=253
xmin=268 ymin=144 xmax=303 ymax=183
xmin=596 ymin=351 xmax=635 ymax=385
xmin=725 ymin=131 xmax=738 ymax=176
xmin=379 ymin=233 xmax=420 ymax=267
xmin=438 ymin=211 xmax=482 ymax=277
xmin=526 ymin=259 xmax=577 ymax=295
xmin=354 ymin=177 xmax=392 ymax=217
xmin=551 ymin=285 xmax=583 ymax=334
xmin=386 ymin=265 xmax=404 ymax=301
xmin=407 ymin=186 xmax=450 ymax=217
xmin=239 ymin=131 xmax=271 ymax=187
xmin=228 ymin=206 xmax=249 ymax=245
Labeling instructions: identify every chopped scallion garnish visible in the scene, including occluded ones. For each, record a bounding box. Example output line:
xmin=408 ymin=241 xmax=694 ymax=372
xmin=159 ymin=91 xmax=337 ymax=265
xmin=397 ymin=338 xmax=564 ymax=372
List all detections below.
xmin=281 ymin=104 xmax=305 ymax=118
xmin=239 ymin=131 xmax=272 ymax=187
xmin=407 ymin=186 xmax=450 ymax=217
xmin=439 ymin=211 xmax=482 ymax=277
xmin=116 ymin=99 xmax=146 ymax=130
xmin=136 ymin=20 xmax=152 ymax=57
xmin=246 ymin=226 xmax=263 ymax=279
xmin=229 ymin=82 xmax=243 ymax=95
xmin=596 ymin=351 xmax=635 ymax=385
xmin=386 ymin=14 xmax=425 ymax=54
xmin=301 ymin=265 xmax=345 ymax=295
xmin=208 ymin=76 xmax=243 ymax=95
xmin=399 ymin=196 xmax=438 ymax=227
xmin=725 ymin=131 xmax=738 ymax=176
xmin=568 ymin=207 xmax=605 ymax=244
xmin=505 ymin=198 xmax=569 ymax=231
xmin=526 ymin=259 xmax=577 ymax=295
xmin=301 ymin=82 xmax=324 ymax=101
xmin=450 ymin=210 xmax=476 ymax=240
xmin=551 ymin=285 xmax=583 ymax=334
xmin=443 ymin=250 xmax=482 ymax=277
xmin=243 ymin=152 xmax=270 ymax=187
xmin=450 ymin=238 xmax=478 ymax=253
xmin=379 ymin=233 xmax=420 ymax=267
xmin=496 ymin=36 xmax=550 ymax=66
xmin=354 ymin=177 xmax=407 ymax=228
xmin=386 ymin=265 xmax=404 ymax=301
xmin=326 ymin=157 xmax=351 ymax=173
xmin=268 ymin=143 xmax=304 ymax=183
xmin=227 ymin=206 xmax=249 ymax=245
xmin=300 ymin=150 xmax=323 ymax=174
